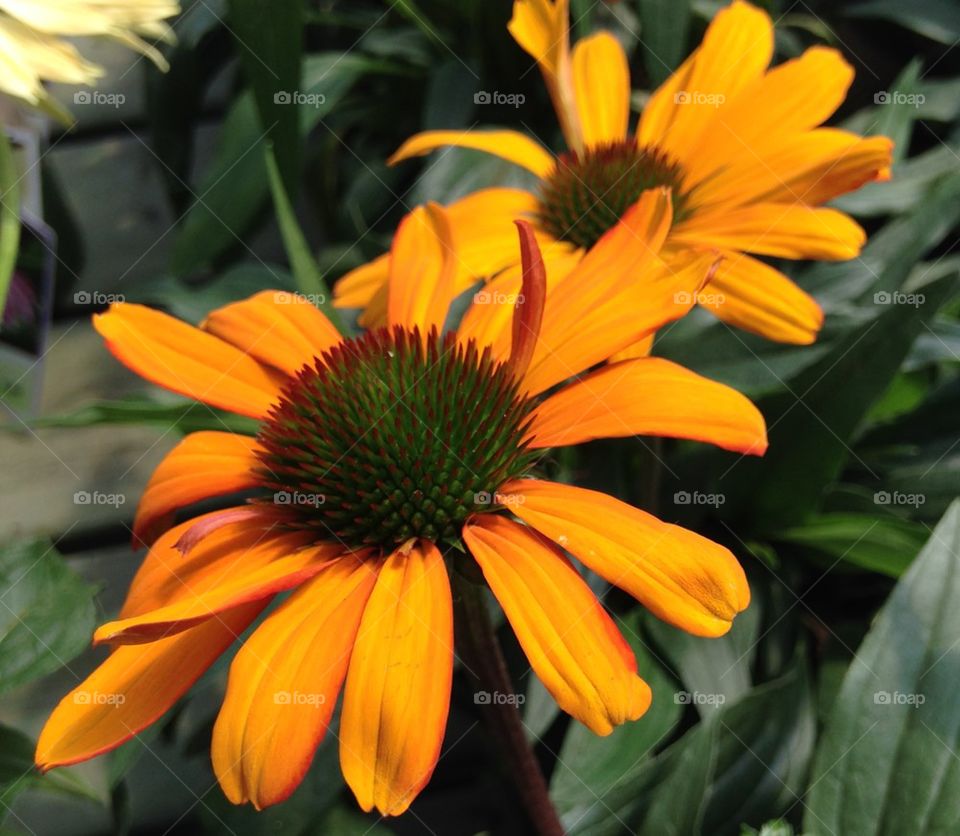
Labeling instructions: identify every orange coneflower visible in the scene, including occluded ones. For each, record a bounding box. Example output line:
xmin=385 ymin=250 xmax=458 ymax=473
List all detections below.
xmin=335 ymin=0 xmax=892 ymax=346
xmin=36 ymin=190 xmax=767 ymax=816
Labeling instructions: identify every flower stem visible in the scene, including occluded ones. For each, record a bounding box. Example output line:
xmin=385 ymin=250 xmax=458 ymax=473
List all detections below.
xmin=453 ymin=571 xmax=565 ymax=836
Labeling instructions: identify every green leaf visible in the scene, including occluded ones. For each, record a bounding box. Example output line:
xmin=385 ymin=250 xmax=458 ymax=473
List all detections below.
xmin=805 ymin=501 xmax=960 ymax=835
xmin=739 ymin=271 xmax=956 ymax=530
xmin=846 ymin=0 xmax=960 ymax=43
xmin=645 ymin=599 xmax=762 ymax=717
xmin=636 ymin=0 xmax=693 ymax=87
xmin=642 ymin=662 xmax=815 ymax=836
xmin=264 ymin=146 xmax=344 ymax=332
xmin=0 ymin=129 xmax=21 ymax=318
xmin=25 ymin=396 xmax=258 ymax=435
xmin=551 ymin=611 xmax=681 ymax=830
xmin=775 ymin=513 xmax=928 ymax=577
xmin=0 ymin=540 xmax=96 ymax=695
xmin=226 ymin=0 xmax=303 ymax=195
xmin=171 ymin=53 xmax=377 ymax=275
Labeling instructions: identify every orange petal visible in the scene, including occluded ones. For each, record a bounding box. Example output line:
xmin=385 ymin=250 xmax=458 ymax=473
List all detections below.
xmin=333 ymin=253 xmax=389 ymax=310
xmin=118 ymin=510 xmax=314 ymax=621
xmin=335 ymin=188 xmax=542 ymax=316
xmin=688 ymin=130 xmax=893 ymax=211
xmin=639 ymin=1 xmax=773 ymax=161
xmin=93 ymin=303 xmax=284 ymax=420
xmin=35 ymin=603 xmax=262 ymax=770
xmin=202 ymin=290 xmax=342 ymax=377
xmin=672 ymin=203 xmax=866 ymax=261
xmin=508 ymin=0 xmax=582 ymax=152
xmin=456 ymin=241 xmax=581 ymax=361
xmin=528 ymin=356 xmax=768 ymax=454
xmin=211 ymin=556 xmax=379 ymax=808
xmin=387 ymin=203 xmax=456 ymax=336
xmin=507 ymin=221 xmax=547 ymax=379
xmin=703 ymin=250 xmax=824 ymax=345
xmin=388 ymin=129 xmax=555 ymax=178
xmin=502 ymin=479 xmax=750 ymax=637
xmin=340 ymin=541 xmax=453 ymax=816
xmin=94 ymin=541 xmax=344 ymax=645
xmin=572 ymin=32 xmax=630 ymax=148
xmin=133 ymin=431 xmax=262 ymax=546
xmin=682 ymin=46 xmax=855 ymax=187
xmin=608 ymin=333 xmax=655 ymax=363
xmin=463 ymin=515 xmax=651 ymax=734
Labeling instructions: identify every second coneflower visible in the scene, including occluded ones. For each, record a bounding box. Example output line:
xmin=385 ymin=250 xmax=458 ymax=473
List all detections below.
xmin=36 ymin=190 xmax=766 ymax=816
xmin=336 ymin=0 xmax=892 ymax=346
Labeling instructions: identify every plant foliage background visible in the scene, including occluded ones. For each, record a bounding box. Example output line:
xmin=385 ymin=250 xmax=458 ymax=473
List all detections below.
xmin=1 ymin=0 xmax=959 ymax=833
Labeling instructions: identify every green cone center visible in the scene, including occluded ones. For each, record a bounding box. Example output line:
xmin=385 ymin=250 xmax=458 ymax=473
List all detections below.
xmin=536 ymin=140 xmax=687 ymax=250
xmin=256 ymin=327 xmax=538 ymax=550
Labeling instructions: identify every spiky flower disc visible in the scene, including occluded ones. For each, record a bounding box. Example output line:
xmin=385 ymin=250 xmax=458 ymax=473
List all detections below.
xmin=537 ymin=140 xmax=687 ymax=250
xmin=256 ymin=327 xmax=538 ymax=548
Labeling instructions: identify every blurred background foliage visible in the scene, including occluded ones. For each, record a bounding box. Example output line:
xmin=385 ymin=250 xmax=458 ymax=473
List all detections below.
xmin=1 ymin=0 xmax=959 ymax=833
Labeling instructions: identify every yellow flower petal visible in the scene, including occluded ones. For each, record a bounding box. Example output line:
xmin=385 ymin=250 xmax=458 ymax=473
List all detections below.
xmin=133 ymin=431 xmax=262 ymax=546
xmin=572 ymin=32 xmax=630 ymax=148
xmin=389 ymin=129 xmax=555 ymax=178
xmin=528 ymin=356 xmax=768 ymax=454
xmin=463 ymin=515 xmax=651 ymax=735
xmin=387 ymin=203 xmax=456 ymax=336
xmin=36 ymin=603 xmax=262 ymax=771
xmin=211 ymin=556 xmax=378 ymax=808
xmin=502 ymin=479 xmax=750 ymax=637
xmin=202 ymin=290 xmax=342 ymax=378
xmin=340 ymin=541 xmax=453 ymax=816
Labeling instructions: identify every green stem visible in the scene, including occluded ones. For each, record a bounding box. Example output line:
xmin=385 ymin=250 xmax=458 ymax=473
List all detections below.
xmin=453 ymin=572 xmax=565 ymax=836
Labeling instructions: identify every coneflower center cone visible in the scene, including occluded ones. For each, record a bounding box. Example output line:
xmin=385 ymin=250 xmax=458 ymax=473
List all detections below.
xmin=256 ymin=327 xmax=538 ymax=548
xmin=537 ymin=140 xmax=687 ymax=250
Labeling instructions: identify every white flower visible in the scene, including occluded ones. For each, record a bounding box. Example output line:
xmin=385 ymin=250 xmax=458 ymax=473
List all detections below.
xmin=0 ymin=0 xmax=179 ymax=114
